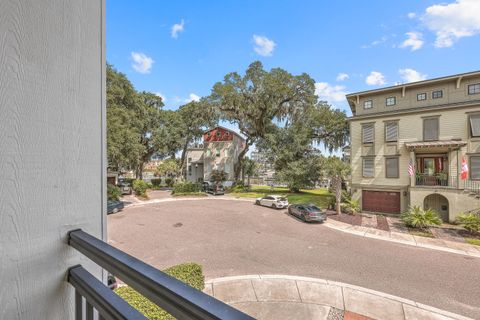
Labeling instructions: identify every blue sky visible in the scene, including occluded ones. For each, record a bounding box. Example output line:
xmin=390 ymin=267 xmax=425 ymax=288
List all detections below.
xmin=107 ymin=0 xmax=480 ymax=117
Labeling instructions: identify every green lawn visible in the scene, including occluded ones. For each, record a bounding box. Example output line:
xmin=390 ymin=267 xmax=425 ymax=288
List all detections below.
xmin=465 ymin=238 xmax=480 ymax=246
xmin=230 ymin=185 xmax=334 ymax=208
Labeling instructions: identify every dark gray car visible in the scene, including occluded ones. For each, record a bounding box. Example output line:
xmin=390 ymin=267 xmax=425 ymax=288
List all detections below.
xmin=288 ymin=204 xmax=327 ymax=223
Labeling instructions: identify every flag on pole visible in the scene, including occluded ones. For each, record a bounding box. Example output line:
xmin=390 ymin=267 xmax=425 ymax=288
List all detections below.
xmin=460 ymin=156 xmax=469 ymax=180
xmin=408 ymin=159 xmax=414 ymax=177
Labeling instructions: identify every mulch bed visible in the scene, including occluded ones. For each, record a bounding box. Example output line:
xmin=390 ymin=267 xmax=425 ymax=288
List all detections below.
xmin=327 ymin=211 xmax=362 ymax=226
xmin=375 ymin=215 xmax=390 ymax=232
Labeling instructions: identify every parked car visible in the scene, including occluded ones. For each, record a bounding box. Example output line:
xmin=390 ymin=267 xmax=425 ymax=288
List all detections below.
xmin=288 ymin=204 xmax=327 ymax=222
xmin=117 ymin=179 xmax=132 ymax=195
xmin=107 ymin=200 xmax=124 ymax=214
xmin=255 ymin=195 xmax=289 ymax=209
xmin=202 ymin=181 xmax=211 ymax=192
xmin=207 ymin=183 xmax=225 ymax=195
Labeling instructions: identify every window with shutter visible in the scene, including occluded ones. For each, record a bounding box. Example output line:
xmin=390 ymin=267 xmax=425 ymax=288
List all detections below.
xmin=385 ymin=122 xmax=398 ymax=142
xmin=471 ymin=156 xmax=480 ymax=180
xmin=386 ymin=157 xmax=399 ymax=178
xmin=363 ymin=158 xmax=374 ymax=177
xmin=470 ymin=115 xmax=480 ymax=137
xmin=362 ymin=124 xmax=374 ymax=144
xmin=423 ymin=118 xmax=439 ymax=141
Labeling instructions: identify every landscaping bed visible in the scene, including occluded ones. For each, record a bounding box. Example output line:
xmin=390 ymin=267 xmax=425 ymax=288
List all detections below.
xmin=327 ymin=211 xmax=362 ymax=226
xmin=115 ymin=263 xmax=204 ymax=320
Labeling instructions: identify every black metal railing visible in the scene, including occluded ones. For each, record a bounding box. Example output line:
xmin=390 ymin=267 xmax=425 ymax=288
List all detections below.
xmin=415 ymin=174 xmax=458 ymax=188
xmin=67 ymin=229 xmax=254 ymax=320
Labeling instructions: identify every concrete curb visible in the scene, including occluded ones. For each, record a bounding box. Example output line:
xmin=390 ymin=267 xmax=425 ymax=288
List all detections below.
xmin=323 ymin=219 xmax=480 ymax=258
xmin=205 ymin=275 xmax=473 ymax=320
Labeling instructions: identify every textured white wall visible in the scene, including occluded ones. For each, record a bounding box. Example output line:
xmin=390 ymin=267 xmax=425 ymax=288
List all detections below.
xmin=0 ymin=0 xmax=105 ymax=319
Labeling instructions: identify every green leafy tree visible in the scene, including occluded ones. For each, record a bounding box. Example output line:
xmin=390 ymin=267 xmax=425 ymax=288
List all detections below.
xmin=134 ymin=92 xmax=166 ymax=179
xmin=320 ymin=156 xmax=351 ymax=214
xmin=207 ymin=61 xmax=317 ymax=181
xmin=210 ymin=170 xmax=227 ymax=184
xmin=155 ymin=158 xmax=181 ymax=179
xmin=177 ymin=101 xmax=219 ymax=177
xmin=242 ymin=157 xmax=260 ymax=186
xmin=106 ymin=64 xmax=143 ymax=171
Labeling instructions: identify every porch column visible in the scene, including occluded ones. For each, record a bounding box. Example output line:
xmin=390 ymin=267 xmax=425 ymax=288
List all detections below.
xmin=410 ymin=151 xmax=415 ymax=187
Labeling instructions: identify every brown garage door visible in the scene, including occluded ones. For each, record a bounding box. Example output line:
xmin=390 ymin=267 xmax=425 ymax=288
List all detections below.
xmin=362 ymin=190 xmax=400 ymax=214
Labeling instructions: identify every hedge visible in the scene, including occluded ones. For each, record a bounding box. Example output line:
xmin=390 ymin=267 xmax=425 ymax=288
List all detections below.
xmin=150 ymin=178 xmax=162 ymax=187
xmin=115 ymin=263 xmax=204 ymax=320
xmin=172 ymin=182 xmax=201 ymax=194
xmin=107 ymin=183 xmax=121 ymax=201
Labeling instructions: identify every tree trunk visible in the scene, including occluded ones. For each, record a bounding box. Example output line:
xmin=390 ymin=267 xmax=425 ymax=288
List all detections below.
xmin=234 ymin=138 xmax=252 ymax=182
xmin=335 ymin=178 xmax=342 ymax=215
xmin=179 ymin=140 xmax=189 ymax=179
xmin=136 ymin=163 xmax=144 ymax=180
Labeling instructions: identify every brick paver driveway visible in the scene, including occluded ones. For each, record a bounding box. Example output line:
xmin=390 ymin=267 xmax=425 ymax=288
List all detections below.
xmin=108 ymin=199 xmax=480 ymax=318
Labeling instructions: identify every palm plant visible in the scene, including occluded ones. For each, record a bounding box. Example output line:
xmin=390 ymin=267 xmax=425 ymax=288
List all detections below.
xmin=401 ymin=206 xmax=442 ymax=229
xmin=320 ymin=156 xmax=351 ymax=214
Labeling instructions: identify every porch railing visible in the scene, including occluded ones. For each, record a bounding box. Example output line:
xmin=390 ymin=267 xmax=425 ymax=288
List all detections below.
xmin=464 ymin=179 xmax=480 ymax=195
xmin=67 ymin=229 xmax=254 ymax=320
xmin=415 ymin=174 xmax=458 ymax=188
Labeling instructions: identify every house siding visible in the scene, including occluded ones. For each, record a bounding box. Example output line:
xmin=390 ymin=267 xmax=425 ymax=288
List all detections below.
xmin=0 ymin=1 xmax=105 ymax=319
xmin=349 ymin=74 xmax=480 ymax=221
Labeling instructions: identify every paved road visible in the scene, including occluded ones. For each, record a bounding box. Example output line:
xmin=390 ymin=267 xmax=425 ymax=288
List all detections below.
xmin=108 ymin=199 xmax=480 ymax=318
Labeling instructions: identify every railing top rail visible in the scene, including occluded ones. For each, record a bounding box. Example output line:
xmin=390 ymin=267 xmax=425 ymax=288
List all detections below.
xmin=68 ymin=229 xmax=254 ymax=320
xmin=68 ymin=265 xmax=147 ymax=320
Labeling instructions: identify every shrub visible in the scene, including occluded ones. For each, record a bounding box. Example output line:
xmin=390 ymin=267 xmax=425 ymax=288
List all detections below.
xmin=456 ymin=213 xmax=480 ymax=233
xmin=132 ymin=179 xmax=149 ymax=197
xmin=172 ymin=182 xmax=201 ymax=194
xmin=107 ymin=184 xmax=121 ymax=201
xmin=150 ymin=178 xmax=162 ymax=187
xmin=341 ymin=190 xmax=351 ymax=203
xmin=342 ymin=199 xmax=360 ymax=215
xmin=401 ymin=206 xmax=442 ymax=229
xmin=164 ymin=178 xmax=174 ymax=187
xmin=115 ymin=263 xmax=204 ymax=320
xmin=230 ymin=184 xmax=249 ymax=192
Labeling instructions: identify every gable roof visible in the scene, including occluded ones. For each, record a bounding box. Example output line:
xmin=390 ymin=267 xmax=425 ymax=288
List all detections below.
xmin=203 ymin=126 xmax=246 ymax=142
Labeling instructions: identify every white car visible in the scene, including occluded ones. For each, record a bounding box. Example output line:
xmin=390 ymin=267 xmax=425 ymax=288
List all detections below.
xmin=255 ymin=195 xmax=289 ymax=209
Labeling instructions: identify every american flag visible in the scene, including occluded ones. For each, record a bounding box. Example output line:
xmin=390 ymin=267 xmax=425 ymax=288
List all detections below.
xmin=408 ymin=159 xmax=415 ymax=177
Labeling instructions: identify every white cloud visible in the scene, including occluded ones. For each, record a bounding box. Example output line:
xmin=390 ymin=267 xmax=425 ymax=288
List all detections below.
xmin=399 ymin=32 xmax=424 ymax=51
xmin=131 ymin=52 xmax=154 ymax=74
xmin=336 ymin=73 xmax=349 ymax=81
xmin=188 ymin=93 xmax=201 ymax=102
xmin=399 ymin=68 xmax=427 ymax=83
xmin=315 ymin=82 xmax=347 ymax=102
xmin=252 ymin=35 xmax=276 ymax=57
xmin=407 ymin=12 xmax=417 ymax=19
xmin=365 ymin=71 xmax=386 ymax=86
xmin=155 ymin=92 xmax=166 ymax=102
xmin=171 ymin=19 xmax=185 ymax=38
xmin=422 ymin=0 xmax=480 ymax=48
xmin=361 ymin=35 xmax=388 ymax=48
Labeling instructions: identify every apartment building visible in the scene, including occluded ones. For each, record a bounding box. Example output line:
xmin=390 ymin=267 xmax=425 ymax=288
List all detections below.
xmin=185 ymin=126 xmax=246 ymax=185
xmin=346 ymin=71 xmax=480 ymax=222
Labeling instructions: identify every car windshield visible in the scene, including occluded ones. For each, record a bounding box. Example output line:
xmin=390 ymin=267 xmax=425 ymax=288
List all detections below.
xmin=306 ymin=206 xmax=321 ymax=211
xmin=279 ymin=197 xmax=287 ymax=201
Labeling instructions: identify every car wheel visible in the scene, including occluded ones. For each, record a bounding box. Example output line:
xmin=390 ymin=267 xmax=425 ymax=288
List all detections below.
xmin=301 ymin=214 xmax=307 ymax=222
xmin=112 ymin=208 xmax=119 ymax=214
xmin=255 ymin=200 xmax=260 ymax=205
xmin=272 ymin=203 xmax=277 ymax=209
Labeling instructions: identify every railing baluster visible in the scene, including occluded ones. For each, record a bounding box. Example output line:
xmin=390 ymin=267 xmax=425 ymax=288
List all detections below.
xmin=68 ymin=265 xmax=147 ymax=320
xmin=86 ymin=301 xmax=94 ymax=320
xmin=75 ymin=290 xmax=82 ymax=320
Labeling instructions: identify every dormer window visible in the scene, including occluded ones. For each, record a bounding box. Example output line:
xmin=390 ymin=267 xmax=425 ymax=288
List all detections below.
xmin=363 ymin=100 xmax=373 ymax=109
xmin=417 ymin=93 xmax=426 ymax=101
xmin=386 ymin=97 xmax=396 ymax=106
xmin=216 ymin=131 xmax=221 ymax=137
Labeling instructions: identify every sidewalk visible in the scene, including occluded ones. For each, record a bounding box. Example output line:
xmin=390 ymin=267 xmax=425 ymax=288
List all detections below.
xmin=204 ymin=275 xmax=472 ymax=320
xmin=323 ymin=218 xmax=480 ymax=258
